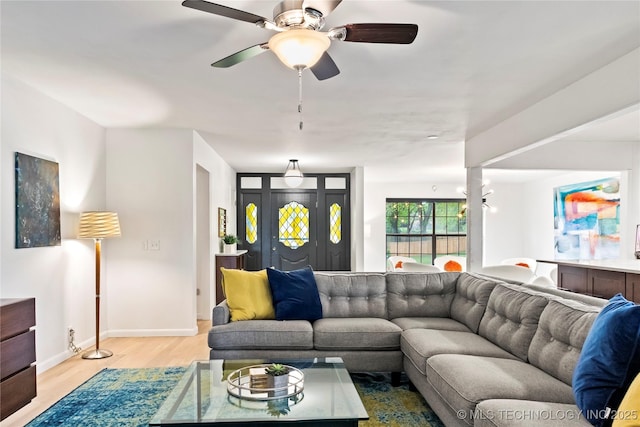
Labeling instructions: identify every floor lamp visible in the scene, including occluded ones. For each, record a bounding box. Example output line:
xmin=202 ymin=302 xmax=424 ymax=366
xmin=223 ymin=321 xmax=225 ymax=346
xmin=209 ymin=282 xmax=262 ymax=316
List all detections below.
xmin=78 ymin=211 xmax=121 ymax=359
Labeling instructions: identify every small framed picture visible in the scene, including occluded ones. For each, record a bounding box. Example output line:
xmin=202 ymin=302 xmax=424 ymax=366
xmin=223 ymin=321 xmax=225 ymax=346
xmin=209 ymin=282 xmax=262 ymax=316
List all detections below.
xmin=218 ymin=208 xmax=227 ymax=237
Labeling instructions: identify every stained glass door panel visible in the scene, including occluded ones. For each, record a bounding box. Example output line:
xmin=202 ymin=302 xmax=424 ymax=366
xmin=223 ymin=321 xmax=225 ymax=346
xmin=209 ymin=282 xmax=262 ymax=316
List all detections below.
xmin=271 ymin=192 xmax=317 ymax=270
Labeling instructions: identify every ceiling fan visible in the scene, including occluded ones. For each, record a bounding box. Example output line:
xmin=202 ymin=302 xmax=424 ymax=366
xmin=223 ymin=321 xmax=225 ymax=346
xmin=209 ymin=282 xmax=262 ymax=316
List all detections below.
xmin=181 ymin=0 xmax=419 ymax=80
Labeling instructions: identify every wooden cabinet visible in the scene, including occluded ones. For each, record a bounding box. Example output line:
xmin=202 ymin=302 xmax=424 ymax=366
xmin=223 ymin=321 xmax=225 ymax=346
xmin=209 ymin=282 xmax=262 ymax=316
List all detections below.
xmin=215 ymin=251 xmax=247 ymax=305
xmin=626 ymin=274 xmax=640 ymax=303
xmin=0 ymin=298 xmax=36 ymax=420
xmin=557 ymin=265 xmax=635 ymax=301
xmin=558 ymin=266 xmax=588 ymax=294
xmin=587 ymin=269 xmax=626 ymax=299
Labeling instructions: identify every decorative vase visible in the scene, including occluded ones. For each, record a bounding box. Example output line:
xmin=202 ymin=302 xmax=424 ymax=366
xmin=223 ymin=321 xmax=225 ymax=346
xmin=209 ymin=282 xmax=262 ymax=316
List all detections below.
xmin=267 ymin=374 xmax=289 ymax=397
xmin=223 ymin=243 xmax=236 ymax=254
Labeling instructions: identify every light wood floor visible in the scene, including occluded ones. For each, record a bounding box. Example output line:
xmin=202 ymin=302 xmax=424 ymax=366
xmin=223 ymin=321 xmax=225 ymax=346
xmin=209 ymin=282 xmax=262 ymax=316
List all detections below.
xmin=1 ymin=320 xmax=211 ymax=427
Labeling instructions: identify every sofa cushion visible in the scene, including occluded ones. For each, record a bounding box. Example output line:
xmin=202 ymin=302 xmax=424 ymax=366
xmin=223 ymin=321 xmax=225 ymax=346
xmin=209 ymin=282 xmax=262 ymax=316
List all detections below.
xmin=528 ymin=299 xmax=600 ymax=385
xmin=208 ymin=320 xmax=313 ymax=350
xmin=267 ymin=266 xmax=323 ymax=321
xmin=573 ymin=294 xmax=640 ymax=427
xmin=450 ymin=273 xmax=499 ymax=333
xmin=220 ymin=268 xmax=275 ymax=321
xmin=386 ymin=272 xmax=458 ymax=319
xmin=426 ymin=354 xmax=574 ymax=422
xmin=612 ymin=373 xmax=640 ymax=427
xmin=315 ymin=272 xmax=387 ymax=318
xmin=475 ymin=400 xmax=590 ymax=427
xmin=212 ymin=300 xmax=231 ymax=325
xmin=478 ymin=283 xmax=549 ymax=361
xmin=313 ymin=318 xmax=402 ymax=351
xmin=402 ymin=329 xmax=517 ymax=375
xmin=391 ymin=317 xmax=471 ymax=332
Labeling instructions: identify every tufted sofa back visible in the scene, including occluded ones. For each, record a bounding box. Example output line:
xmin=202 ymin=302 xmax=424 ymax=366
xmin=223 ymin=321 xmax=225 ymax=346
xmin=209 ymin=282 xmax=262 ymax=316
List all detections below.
xmin=315 ymin=272 xmax=388 ymax=318
xmin=450 ymin=273 xmax=499 ymax=332
xmin=528 ymin=298 xmax=599 ymax=385
xmin=385 ymin=272 xmax=458 ymax=319
xmin=478 ymin=283 xmax=550 ymax=361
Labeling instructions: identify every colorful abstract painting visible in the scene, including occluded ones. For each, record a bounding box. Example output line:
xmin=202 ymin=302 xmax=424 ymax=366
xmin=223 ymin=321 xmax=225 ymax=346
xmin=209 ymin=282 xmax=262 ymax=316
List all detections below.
xmin=15 ymin=152 xmax=61 ymax=248
xmin=554 ymin=177 xmax=620 ymax=260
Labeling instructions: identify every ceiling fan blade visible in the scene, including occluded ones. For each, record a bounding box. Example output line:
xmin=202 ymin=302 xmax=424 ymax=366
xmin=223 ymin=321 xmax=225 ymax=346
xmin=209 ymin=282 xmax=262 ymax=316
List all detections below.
xmin=310 ymin=52 xmax=340 ymax=80
xmin=182 ymin=0 xmax=267 ymax=24
xmin=302 ymin=0 xmax=342 ymax=17
xmin=341 ymin=23 xmax=418 ymax=44
xmin=212 ymin=43 xmax=269 ymax=68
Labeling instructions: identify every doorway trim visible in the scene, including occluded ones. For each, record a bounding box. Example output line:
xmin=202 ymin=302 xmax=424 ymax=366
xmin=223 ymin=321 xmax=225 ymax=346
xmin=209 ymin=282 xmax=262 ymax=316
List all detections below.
xmin=237 ymin=173 xmax=351 ymax=271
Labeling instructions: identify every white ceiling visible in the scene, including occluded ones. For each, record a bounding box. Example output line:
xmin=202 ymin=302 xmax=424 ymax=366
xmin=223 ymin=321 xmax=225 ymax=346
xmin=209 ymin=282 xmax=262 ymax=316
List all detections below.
xmin=2 ymin=0 xmax=639 ymax=183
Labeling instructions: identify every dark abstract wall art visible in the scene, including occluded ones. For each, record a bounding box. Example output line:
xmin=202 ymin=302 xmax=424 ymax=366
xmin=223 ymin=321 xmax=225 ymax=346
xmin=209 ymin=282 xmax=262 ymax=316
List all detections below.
xmin=15 ymin=152 xmax=61 ymax=248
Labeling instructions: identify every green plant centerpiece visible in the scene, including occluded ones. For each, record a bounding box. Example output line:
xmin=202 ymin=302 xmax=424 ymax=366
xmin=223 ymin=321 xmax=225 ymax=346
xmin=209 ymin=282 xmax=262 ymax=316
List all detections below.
xmin=222 ymin=234 xmax=238 ymax=253
xmin=265 ymin=363 xmax=290 ymax=397
xmin=265 ymin=363 xmax=289 ymax=376
xmin=223 ymin=234 xmax=238 ymax=244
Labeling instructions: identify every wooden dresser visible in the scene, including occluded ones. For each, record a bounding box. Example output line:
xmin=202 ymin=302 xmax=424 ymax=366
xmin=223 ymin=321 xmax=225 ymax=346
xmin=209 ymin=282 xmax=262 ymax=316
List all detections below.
xmin=215 ymin=251 xmax=247 ymax=305
xmin=0 ymin=298 xmax=36 ymax=420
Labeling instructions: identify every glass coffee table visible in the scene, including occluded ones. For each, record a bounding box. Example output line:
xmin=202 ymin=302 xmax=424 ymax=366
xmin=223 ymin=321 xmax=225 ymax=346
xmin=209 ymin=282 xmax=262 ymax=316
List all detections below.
xmin=149 ymin=358 xmax=368 ymax=426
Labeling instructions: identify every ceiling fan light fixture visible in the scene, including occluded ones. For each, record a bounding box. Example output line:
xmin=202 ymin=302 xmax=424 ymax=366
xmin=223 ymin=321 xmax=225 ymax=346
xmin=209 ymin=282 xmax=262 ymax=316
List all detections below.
xmin=268 ymin=29 xmax=330 ymax=69
xmin=284 ymin=159 xmax=304 ymax=187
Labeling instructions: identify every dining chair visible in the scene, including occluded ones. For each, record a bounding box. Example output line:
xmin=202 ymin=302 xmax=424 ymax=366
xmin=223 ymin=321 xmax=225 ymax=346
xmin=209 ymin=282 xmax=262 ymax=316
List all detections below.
xmin=479 ymin=265 xmax=536 ymax=283
xmin=500 ymin=257 xmax=537 ymax=273
xmin=434 ymin=255 xmax=467 ymax=272
xmin=387 ymin=256 xmax=417 ymax=271
xmin=401 ymin=262 xmax=442 ymax=273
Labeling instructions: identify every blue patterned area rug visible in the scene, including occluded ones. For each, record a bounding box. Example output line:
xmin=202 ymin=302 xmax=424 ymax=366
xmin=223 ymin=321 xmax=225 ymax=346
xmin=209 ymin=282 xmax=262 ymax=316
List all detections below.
xmin=352 ymin=372 xmax=444 ymax=427
xmin=26 ymin=368 xmax=443 ymax=427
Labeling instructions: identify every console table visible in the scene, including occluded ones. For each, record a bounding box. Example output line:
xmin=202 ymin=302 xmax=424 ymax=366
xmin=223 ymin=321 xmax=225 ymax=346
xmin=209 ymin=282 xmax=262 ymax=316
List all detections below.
xmin=538 ymin=259 xmax=640 ymax=303
xmin=215 ymin=251 xmax=247 ymax=305
xmin=0 ymin=298 xmax=36 ymax=420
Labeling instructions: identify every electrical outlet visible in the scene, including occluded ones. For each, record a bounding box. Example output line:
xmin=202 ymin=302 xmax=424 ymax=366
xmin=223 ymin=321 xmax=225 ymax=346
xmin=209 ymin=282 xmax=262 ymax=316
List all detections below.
xmin=148 ymin=239 xmax=160 ymax=251
xmin=68 ymin=327 xmax=81 ymax=353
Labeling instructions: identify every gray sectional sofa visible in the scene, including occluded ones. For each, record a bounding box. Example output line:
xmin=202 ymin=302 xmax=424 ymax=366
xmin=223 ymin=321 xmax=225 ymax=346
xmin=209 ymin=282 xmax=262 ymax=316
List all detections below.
xmin=209 ymin=271 xmax=607 ymax=426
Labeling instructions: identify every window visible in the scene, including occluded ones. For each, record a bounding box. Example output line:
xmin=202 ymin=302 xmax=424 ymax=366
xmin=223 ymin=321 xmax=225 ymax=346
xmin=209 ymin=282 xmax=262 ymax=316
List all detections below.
xmin=245 ymin=203 xmax=258 ymax=244
xmin=278 ymin=201 xmax=310 ymax=249
xmin=386 ymin=199 xmax=467 ymax=264
xmin=329 ymin=203 xmax=341 ymax=244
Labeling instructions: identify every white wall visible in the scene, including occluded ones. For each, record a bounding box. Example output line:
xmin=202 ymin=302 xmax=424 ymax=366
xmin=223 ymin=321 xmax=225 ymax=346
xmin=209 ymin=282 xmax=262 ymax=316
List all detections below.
xmin=0 ymin=75 xmax=106 ymax=372
xmin=482 ymin=183 xmax=526 ymax=266
xmin=193 ymin=131 xmax=236 ymax=315
xmin=105 ymin=129 xmax=197 ymax=336
xmin=104 ymin=129 xmax=236 ymax=335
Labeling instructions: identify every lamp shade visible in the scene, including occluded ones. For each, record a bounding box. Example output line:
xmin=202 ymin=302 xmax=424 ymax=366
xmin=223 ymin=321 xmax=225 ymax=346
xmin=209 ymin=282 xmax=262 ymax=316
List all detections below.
xmin=284 ymin=159 xmax=304 ymax=188
xmin=268 ymin=29 xmax=330 ymax=69
xmin=78 ymin=211 xmax=121 ymax=239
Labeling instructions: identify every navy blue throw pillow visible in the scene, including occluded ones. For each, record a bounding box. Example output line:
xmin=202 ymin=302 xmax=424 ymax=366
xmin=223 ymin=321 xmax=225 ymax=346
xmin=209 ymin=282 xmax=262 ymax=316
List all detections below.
xmin=266 ymin=266 xmax=323 ymax=321
xmin=572 ymin=294 xmax=640 ymax=427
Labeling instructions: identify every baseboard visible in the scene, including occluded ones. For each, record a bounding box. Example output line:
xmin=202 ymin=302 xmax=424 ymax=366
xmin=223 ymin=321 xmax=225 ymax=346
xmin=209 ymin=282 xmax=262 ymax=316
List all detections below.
xmin=37 ymin=349 xmax=78 ymax=374
xmin=107 ymin=327 xmax=198 ymax=337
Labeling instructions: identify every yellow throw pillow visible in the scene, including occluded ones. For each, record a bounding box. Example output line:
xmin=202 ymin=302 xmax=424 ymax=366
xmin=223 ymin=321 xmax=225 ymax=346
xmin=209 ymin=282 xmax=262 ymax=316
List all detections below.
xmin=613 ymin=373 xmax=640 ymax=427
xmin=220 ymin=268 xmax=275 ymax=321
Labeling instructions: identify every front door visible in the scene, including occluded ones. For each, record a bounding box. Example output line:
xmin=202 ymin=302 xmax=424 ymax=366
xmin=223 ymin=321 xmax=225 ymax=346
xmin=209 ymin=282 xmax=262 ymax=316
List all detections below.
xmin=271 ymin=191 xmax=317 ymax=270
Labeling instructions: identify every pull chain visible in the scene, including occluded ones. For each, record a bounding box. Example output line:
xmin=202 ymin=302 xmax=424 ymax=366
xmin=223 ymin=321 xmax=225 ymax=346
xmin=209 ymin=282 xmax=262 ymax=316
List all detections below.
xmin=297 ymin=67 xmax=303 ymax=130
